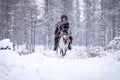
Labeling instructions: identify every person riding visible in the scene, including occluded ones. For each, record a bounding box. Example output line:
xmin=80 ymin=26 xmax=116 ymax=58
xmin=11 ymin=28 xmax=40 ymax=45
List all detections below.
xmin=53 ymin=14 xmax=73 ymax=50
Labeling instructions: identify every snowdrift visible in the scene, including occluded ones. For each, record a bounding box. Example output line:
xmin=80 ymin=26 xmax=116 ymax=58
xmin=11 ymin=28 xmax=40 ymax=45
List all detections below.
xmin=0 ymin=39 xmax=14 ymax=50
xmin=0 ymin=49 xmax=120 ymax=80
xmin=0 ymin=40 xmax=120 ymax=80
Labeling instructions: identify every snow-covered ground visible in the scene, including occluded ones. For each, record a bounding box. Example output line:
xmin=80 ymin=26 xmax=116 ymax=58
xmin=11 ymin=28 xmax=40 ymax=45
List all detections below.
xmin=0 ymin=46 xmax=120 ymax=80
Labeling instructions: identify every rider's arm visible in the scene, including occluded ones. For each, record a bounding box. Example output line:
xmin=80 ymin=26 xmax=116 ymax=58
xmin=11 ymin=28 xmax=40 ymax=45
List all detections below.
xmin=54 ymin=27 xmax=59 ymax=35
xmin=54 ymin=21 xmax=61 ymax=35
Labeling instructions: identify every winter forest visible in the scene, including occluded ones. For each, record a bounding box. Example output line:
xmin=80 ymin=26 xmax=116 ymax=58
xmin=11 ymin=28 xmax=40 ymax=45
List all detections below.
xmin=0 ymin=0 xmax=120 ymax=52
xmin=1 ymin=0 xmax=120 ymax=80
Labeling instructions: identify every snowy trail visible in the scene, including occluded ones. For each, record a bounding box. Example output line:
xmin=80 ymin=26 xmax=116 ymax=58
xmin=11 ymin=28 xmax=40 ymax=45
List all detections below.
xmin=40 ymin=57 xmax=120 ymax=80
xmin=0 ymin=50 xmax=120 ymax=80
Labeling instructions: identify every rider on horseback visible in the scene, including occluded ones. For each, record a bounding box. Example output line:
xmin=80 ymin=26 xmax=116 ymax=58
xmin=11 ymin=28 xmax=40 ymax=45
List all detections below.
xmin=53 ymin=14 xmax=73 ymax=50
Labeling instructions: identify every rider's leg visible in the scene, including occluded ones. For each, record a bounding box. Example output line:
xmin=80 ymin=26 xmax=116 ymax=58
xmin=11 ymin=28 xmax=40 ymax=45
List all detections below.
xmin=69 ymin=36 xmax=73 ymax=43
xmin=68 ymin=44 xmax=71 ymax=50
xmin=53 ymin=36 xmax=59 ymax=50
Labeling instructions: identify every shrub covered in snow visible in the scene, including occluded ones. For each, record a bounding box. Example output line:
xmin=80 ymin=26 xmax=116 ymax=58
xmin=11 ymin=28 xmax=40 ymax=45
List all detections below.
xmin=108 ymin=50 xmax=120 ymax=62
xmin=106 ymin=37 xmax=120 ymax=50
xmin=17 ymin=49 xmax=30 ymax=55
xmin=16 ymin=44 xmax=31 ymax=55
xmin=0 ymin=39 xmax=15 ymax=50
xmin=86 ymin=46 xmax=106 ymax=58
xmin=40 ymin=46 xmax=107 ymax=59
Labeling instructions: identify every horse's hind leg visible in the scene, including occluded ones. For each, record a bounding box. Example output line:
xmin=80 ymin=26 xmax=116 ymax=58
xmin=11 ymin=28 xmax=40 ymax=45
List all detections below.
xmin=60 ymin=49 xmax=63 ymax=55
xmin=64 ymin=48 xmax=67 ymax=56
xmin=62 ymin=49 xmax=67 ymax=57
xmin=60 ymin=49 xmax=65 ymax=56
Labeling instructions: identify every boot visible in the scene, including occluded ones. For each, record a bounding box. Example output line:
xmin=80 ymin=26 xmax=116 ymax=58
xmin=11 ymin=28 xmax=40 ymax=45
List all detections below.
xmin=68 ymin=43 xmax=71 ymax=50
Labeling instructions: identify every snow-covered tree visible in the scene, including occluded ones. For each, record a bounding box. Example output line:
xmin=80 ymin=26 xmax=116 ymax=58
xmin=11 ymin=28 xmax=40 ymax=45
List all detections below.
xmin=0 ymin=0 xmax=120 ymax=49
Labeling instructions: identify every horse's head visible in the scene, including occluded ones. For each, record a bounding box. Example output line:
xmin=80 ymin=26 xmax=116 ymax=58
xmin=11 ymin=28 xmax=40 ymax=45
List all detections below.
xmin=59 ymin=31 xmax=70 ymax=46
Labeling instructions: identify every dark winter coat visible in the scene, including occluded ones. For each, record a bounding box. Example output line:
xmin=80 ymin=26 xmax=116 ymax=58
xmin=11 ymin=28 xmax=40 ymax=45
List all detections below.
xmin=54 ymin=21 xmax=69 ymax=35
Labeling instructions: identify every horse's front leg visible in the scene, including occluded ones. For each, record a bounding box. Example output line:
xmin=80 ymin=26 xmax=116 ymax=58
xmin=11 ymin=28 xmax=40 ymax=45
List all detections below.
xmin=60 ymin=49 xmax=62 ymax=54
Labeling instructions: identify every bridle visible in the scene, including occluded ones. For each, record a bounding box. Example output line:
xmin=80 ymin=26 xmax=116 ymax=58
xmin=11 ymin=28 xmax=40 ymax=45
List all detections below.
xmin=59 ymin=31 xmax=70 ymax=45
